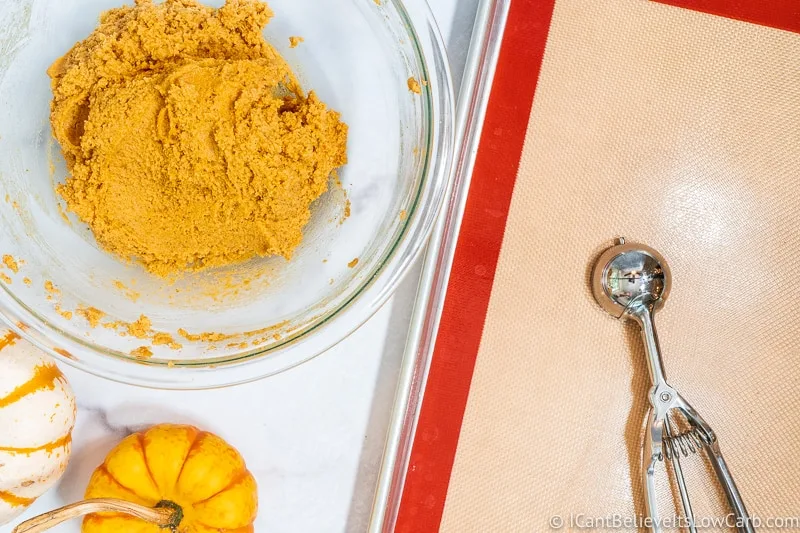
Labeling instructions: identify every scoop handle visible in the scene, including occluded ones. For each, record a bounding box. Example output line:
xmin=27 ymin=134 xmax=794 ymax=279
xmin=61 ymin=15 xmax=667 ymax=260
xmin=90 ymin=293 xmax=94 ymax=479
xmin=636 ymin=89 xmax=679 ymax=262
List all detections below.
xmin=631 ymin=305 xmax=669 ymax=390
xmin=676 ymin=397 xmax=754 ymax=533
xmin=703 ymin=440 xmax=754 ymax=533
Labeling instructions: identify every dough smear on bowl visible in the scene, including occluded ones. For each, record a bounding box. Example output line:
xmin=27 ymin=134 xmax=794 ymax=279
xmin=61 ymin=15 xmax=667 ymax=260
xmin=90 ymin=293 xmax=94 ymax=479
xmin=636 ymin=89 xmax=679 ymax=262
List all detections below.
xmin=48 ymin=0 xmax=349 ymax=277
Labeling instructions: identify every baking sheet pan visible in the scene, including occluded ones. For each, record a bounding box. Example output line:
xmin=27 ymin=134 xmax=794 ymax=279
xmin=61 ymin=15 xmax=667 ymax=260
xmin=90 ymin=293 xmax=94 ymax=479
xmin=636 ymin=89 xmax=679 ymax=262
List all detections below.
xmin=367 ymin=1 xmax=511 ymax=530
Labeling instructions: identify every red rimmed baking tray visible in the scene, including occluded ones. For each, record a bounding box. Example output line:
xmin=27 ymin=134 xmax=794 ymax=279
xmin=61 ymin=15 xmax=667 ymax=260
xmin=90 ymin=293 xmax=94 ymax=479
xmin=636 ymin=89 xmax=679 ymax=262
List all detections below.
xmin=382 ymin=0 xmax=800 ymax=531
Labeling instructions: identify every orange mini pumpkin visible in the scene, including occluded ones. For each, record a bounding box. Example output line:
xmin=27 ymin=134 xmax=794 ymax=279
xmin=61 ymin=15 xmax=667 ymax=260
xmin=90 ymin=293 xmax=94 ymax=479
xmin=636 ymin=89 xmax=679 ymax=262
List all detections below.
xmin=82 ymin=424 xmax=257 ymax=533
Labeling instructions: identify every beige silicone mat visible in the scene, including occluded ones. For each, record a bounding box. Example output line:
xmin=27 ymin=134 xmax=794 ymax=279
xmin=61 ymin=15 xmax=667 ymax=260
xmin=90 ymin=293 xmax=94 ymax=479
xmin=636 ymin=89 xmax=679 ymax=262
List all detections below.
xmin=440 ymin=0 xmax=800 ymax=531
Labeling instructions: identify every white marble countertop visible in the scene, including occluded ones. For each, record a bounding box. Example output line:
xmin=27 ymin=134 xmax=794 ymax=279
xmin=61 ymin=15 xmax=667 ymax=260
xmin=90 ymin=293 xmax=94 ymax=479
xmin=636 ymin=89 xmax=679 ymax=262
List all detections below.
xmin=2 ymin=1 xmax=479 ymax=532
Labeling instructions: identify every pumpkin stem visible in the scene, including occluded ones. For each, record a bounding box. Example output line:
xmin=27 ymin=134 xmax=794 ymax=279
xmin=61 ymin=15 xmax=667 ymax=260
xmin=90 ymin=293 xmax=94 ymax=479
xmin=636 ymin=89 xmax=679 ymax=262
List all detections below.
xmin=155 ymin=500 xmax=184 ymax=529
xmin=11 ymin=498 xmax=182 ymax=533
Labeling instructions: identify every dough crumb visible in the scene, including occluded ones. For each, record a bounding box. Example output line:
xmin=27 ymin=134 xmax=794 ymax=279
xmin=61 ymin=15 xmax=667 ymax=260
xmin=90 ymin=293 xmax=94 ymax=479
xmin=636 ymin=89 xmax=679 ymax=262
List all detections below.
xmin=153 ymin=332 xmax=183 ymax=350
xmin=55 ymin=304 xmax=73 ymax=320
xmin=289 ymin=36 xmax=304 ymax=48
xmin=408 ymin=77 xmax=422 ymax=94
xmin=178 ymin=323 xmax=286 ymax=344
xmin=0 ymin=273 xmax=11 ymax=284
xmin=178 ymin=328 xmax=228 ymax=343
xmin=127 ymin=315 xmax=152 ymax=339
xmin=113 ymin=280 xmax=141 ymax=302
xmin=45 ymin=280 xmax=60 ymax=296
xmin=23 ymin=277 xmax=31 ymax=286
xmin=131 ymin=346 xmax=153 ymax=359
xmin=348 ymin=258 xmax=359 ymax=268
xmin=77 ymin=306 xmax=106 ymax=328
xmin=2 ymin=255 xmax=19 ymax=273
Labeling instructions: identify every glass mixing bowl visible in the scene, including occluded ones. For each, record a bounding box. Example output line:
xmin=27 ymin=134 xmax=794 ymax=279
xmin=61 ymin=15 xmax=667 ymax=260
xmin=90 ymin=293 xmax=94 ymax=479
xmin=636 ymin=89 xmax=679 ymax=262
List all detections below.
xmin=0 ymin=0 xmax=454 ymax=388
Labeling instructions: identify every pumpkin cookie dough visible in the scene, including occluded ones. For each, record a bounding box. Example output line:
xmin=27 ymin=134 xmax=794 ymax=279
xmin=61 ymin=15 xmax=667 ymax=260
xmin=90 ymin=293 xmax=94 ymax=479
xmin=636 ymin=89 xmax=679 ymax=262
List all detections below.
xmin=48 ymin=0 xmax=348 ymax=277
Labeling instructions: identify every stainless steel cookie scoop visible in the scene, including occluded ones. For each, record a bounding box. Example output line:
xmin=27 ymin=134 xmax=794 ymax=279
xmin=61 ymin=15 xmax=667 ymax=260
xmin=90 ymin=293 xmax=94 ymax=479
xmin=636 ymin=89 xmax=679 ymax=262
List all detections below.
xmin=591 ymin=238 xmax=753 ymax=533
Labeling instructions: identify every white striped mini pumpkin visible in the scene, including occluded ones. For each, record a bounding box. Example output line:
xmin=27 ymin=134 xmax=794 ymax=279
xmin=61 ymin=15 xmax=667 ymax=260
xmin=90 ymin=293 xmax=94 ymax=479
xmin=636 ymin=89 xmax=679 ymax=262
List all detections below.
xmin=0 ymin=329 xmax=76 ymax=525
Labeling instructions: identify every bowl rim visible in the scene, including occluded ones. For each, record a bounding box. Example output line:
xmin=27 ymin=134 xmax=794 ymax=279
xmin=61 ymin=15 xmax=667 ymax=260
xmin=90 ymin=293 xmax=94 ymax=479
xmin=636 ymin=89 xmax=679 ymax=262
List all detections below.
xmin=0 ymin=0 xmax=456 ymax=389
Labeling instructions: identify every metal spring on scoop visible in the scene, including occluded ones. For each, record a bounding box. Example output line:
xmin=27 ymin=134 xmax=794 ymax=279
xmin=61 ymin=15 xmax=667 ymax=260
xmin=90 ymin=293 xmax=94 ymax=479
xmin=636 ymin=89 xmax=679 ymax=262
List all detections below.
xmin=659 ymin=427 xmax=710 ymax=461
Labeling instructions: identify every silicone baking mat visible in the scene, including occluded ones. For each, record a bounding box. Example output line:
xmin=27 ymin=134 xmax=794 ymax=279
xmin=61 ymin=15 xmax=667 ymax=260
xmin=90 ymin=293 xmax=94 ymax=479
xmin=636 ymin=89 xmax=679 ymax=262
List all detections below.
xmin=397 ymin=0 xmax=800 ymax=531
